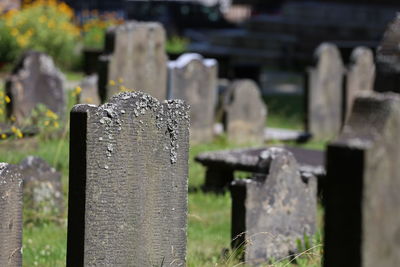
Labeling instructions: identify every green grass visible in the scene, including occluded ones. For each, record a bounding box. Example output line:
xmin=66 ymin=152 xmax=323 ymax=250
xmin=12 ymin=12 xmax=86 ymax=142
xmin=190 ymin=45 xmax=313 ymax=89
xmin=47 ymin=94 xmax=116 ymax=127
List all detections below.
xmin=264 ymin=94 xmax=304 ymax=130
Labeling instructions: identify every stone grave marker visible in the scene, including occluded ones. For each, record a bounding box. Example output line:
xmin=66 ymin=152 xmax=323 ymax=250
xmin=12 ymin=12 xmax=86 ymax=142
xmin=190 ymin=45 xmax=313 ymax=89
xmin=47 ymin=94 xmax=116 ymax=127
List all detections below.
xmin=325 ymin=93 xmax=400 ymax=267
xmin=98 ymin=22 xmax=168 ymax=101
xmin=223 ymin=79 xmax=267 ymax=144
xmin=67 ymin=92 xmax=189 ymax=266
xmin=0 ymin=163 xmax=22 ymax=267
xmin=306 ymin=43 xmax=345 ymax=140
xmin=5 ymin=50 xmax=65 ymax=123
xmin=19 ymin=156 xmax=64 ymax=216
xmin=78 ymin=74 xmax=101 ymax=106
xmin=374 ymin=14 xmax=400 ymax=93
xmin=345 ymin=47 xmax=375 ymax=120
xmin=168 ymin=53 xmax=217 ymax=143
xmin=230 ymin=147 xmax=317 ymax=265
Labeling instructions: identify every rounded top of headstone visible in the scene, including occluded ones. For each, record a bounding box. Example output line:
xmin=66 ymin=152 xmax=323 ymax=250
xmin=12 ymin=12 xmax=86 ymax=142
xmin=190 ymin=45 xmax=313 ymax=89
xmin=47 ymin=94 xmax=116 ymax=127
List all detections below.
xmin=314 ymin=42 xmax=344 ymax=69
xmin=168 ymin=53 xmax=217 ymax=69
xmin=107 ymin=21 xmax=165 ymax=34
xmin=350 ymin=46 xmax=374 ymax=66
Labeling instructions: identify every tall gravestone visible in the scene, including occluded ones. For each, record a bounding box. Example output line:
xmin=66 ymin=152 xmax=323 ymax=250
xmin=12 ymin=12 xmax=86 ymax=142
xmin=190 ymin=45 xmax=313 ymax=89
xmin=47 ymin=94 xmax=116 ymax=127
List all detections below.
xmin=325 ymin=93 xmax=400 ymax=267
xmin=168 ymin=53 xmax=217 ymax=143
xmin=223 ymin=79 xmax=267 ymax=144
xmin=78 ymin=74 xmax=101 ymax=106
xmin=374 ymin=14 xmax=400 ymax=93
xmin=98 ymin=22 xmax=168 ymax=101
xmin=5 ymin=50 xmax=65 ymax=123
xmin=0 ymin=163 xmax=22 ymax=267
xmin=306 ymin=43 xmax=345 ymax=140
xmin=345 ymin=47 xmax=375 ymax=120
xmin=230 ymin=147 xmax=317 ymax=265
xmin=67 ymin=92 xmax=189 ymax=266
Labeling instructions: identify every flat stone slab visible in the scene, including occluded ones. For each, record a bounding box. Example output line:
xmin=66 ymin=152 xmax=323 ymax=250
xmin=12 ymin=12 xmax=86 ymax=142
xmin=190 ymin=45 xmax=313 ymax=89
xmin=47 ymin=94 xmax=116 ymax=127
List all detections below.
xmin=195 ymin=145 xmax=325 ymax=177
xmin=264 ymin=127 xmax=311 ymax=142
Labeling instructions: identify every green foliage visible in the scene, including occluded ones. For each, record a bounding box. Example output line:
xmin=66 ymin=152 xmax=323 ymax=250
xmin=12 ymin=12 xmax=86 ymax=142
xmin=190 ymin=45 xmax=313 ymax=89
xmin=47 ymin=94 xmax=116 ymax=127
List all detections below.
xmin=82 ymin=15 xmax=122 ymax=49
xmin=166 ymin=36 xmax=189 ymax=54
xmin=0 ymin=1 xmax=80 ymax=67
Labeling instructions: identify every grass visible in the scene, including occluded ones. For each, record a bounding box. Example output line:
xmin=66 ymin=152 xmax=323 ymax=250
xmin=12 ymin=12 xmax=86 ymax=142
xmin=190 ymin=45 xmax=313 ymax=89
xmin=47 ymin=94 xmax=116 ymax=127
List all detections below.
xmin=0 ymin=84 xmax=323 ymax=266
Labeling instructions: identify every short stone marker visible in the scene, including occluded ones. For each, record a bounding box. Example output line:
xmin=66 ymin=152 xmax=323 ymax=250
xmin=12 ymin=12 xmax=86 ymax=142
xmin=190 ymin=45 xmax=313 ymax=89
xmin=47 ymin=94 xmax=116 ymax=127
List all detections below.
xmin=5 ymin=50 xmax=65 ymax=123
xmin=98 ymin=22 xmax=168 ymax=101
xmin=67 ymin=92 xmax=189 ymax=266
xmin=306 ymin=43 xmax=345 ymax=140
xmin=78 ymin=74 xmax=101 ymax=106
xmin=374 ymin=14 xmax=400 ymax=93
xmin=19 ymin=156 xmax=64 ymax=217
xmin=345 ymin=47 xmax=375 ymax=120
xmin=0 ymin=163 xmax=23 ymax=267
xmin=231 ymin=147 xmax=317 ymax=265
xmin=223 ymin=79 xmax=267 ymax=144
xmin=168 ymin=53 xmax=217 ymax=143
xmin=325 ymin=93 xmax=400 ymax=267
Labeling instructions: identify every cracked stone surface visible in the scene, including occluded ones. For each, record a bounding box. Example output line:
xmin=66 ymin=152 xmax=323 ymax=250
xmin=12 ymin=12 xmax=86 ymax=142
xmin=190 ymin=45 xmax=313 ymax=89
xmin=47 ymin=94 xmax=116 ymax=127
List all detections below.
xmin=67 ymin=91 xmax=189 ymax=266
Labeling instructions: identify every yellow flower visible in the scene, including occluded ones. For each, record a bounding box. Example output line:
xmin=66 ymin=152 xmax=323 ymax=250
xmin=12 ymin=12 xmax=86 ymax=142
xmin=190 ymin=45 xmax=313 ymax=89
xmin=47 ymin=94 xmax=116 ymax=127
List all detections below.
xmin=5 ymin=96 xmax=11 ymax=103
xmin=11 ymin=126 xmax=17 ymax=133
xmin=119 ymin=85 xmax=127 ymax=92
xmin=109 ymin=80 xmax=116 ymax=86
xmin=1 ymin=134 xmax=6 ymax=139
xmin=44 ymin=120 xmax=50 ymax=126
xmin=118 ymin=77 xmax=124 ymax=83
xmin=53 ymin=121 xmax=59 ymax=128
xmin=16 ymin=130 xmax=23 ymax=139
xmin=75 ymin=86 xmax=82 ymax=95
xmin=11 ymin=28 xmax=19 ymax=37
xmin=39 ymin=15 xmax=46 ymax=23
xmin=45 ymin=109 xmax=58 ymax=120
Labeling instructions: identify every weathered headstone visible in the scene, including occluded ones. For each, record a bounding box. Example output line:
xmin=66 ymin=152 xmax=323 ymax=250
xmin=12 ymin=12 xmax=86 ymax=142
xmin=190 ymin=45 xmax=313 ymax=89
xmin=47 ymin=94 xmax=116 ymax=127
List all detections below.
xmin=345 ymin=47 xmax=375 ymax=120
xmin=19 ymin=156 xmax=63 ymax=216
xmin=67 ymin=92 xmax=189 ymax=266
xmin=78 ymin=74 xmax=101 ymax=106
xmin=0 ymin=163 xmax=22 ymax=267
xmin=5 ymin=50 xmax=65 ymax=123
xmin=168 ymin=53 xmax=217 ymax=143
xmin=223 ymin=79 xmax=267 ymax=144
xmin=98 ymin=22 xmax=168 ymax=101
xmin=231 ymin=147 xmax=317 ymax=265
xmin=374 ymin=14 xmax=400 ymax=93
xmin=325 ymin=93 xmax=400 ymax=267
xmin=306 ymin=43 xmax=345 ymax=140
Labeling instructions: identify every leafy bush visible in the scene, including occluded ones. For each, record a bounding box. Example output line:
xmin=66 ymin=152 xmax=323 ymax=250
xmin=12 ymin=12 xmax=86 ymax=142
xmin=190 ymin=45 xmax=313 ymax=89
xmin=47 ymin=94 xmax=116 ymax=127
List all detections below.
xmin=0 ymin=0 xmax=80 ymax=67
xmin=82 ymin=12 xmax=123 ymax=49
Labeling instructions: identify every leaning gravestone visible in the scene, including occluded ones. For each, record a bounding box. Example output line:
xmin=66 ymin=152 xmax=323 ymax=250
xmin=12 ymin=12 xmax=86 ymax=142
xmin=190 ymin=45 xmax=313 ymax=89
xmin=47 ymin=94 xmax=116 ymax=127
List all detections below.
xmin=0 ymin=163 xmax=22 ymax=267
xmin=306 ymin=43 xmax=345 ymax=140
xmin=374 ymin=14 xmax=400 ymax=93
xmin=168 ymin=53 xmax=217 ymax=143
xmin=325 ymin=93 xmax=400 ymax=267
xmin=230 ymin=147 xmax=317 ymax=265
xmin=5 ymin=50 xmax=65 ymax=123
xmin=98 ymin=22 xmax=168 ymax=101
xmin=78 ymin=74 xmax=101 ymax=106
xmin=67 ymin=92 xmax=189 ymax=266
xmin=223 ymin=79 xmax=267 ymax=144
xmin=345 ymin=47 xmax=375 ymax=120
xmin=19 ymin=156 xmax=64 ymax=217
